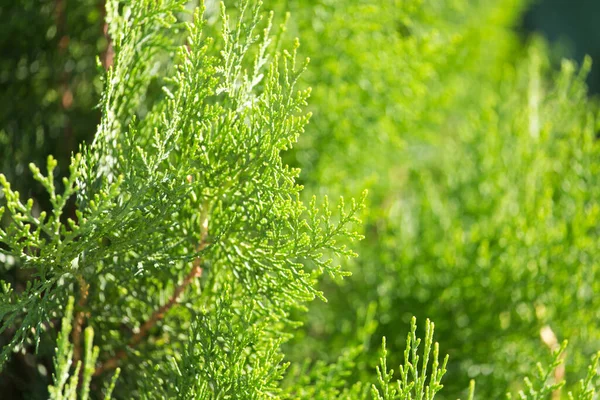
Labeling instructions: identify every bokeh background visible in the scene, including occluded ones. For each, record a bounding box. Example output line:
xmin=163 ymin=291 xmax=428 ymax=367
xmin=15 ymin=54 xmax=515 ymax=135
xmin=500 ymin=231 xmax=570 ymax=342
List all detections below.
xmin=524 ymin=0 xmax=600 ymax=93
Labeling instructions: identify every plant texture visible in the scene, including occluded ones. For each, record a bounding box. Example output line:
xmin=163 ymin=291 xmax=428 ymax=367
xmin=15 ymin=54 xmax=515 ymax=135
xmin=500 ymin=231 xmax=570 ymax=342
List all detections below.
xmin=255 ymin=0 xmax=600 ymax=397
xmin=1 ymin=0 xmax=600 ymax=399
xmin=1 ymin=0 xmax=365 ymax=397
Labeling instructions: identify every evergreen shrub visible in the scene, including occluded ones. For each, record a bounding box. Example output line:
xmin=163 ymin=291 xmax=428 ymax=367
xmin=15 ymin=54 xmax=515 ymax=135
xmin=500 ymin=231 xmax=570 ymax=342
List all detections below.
xmin=1 ymin=0 xmax=599 ymax=399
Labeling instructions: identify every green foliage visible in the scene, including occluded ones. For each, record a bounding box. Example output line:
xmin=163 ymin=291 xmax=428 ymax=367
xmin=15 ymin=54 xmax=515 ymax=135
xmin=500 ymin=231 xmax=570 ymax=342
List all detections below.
xmin=507 ymin=342 xmax=600 ymax=400
xmin=0 ymin=153 xmax=81 ymax=364
xmin=1 ymin=0 xmax=364 ymax=397
xmin=171 ymin=289 xmax=288 ymax=399
xmin=507 ymin=342 xmax=568 ymax=400
xmin=256 ymin=0 xmax=600 ymax=398
xmin=370 ymin=318 xmax=447 ymax=400
xmin=1 ymin=0 xmax=600 ymax=399
xmin=48 ymin=296 xmax=120 ymax=400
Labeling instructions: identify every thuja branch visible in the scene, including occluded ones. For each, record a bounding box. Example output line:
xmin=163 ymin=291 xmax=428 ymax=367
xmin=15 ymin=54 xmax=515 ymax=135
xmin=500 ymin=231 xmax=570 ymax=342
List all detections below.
xmin=94 ymin=204 xmax=209 ymax=376
xmin=93 ymin=260 xmax=203 ymax=376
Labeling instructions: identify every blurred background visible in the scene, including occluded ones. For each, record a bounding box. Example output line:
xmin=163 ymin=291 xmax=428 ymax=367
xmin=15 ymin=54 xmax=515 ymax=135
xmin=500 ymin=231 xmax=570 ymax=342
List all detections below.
xmin=524 ymin=0 xmax=600 ymax=93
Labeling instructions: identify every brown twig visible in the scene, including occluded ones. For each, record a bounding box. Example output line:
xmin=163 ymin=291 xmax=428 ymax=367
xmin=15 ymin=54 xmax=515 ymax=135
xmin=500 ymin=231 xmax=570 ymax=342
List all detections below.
xmin=93 ymin=260 xmax=203 ymax=376
xmin=72 ymin=276 xmax=90 ymax=365
xmin=94 ymin=202 xmax=209 ymax=376
xmin=99 ymin=1 xmax=114 ymax=70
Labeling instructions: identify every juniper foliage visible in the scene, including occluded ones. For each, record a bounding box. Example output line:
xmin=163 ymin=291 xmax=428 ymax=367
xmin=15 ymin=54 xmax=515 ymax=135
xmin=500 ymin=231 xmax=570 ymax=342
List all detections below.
xmin=47 ymin=297 xmax=119 ymax=400
xmin=1 ymin=0 xmax=600 ymax=399
xmin=1 ymin=0 xmax=365 ymax=397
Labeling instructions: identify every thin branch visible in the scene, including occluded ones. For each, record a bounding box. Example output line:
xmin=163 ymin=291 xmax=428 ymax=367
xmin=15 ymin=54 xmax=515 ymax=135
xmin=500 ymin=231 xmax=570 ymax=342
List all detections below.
xmin=72 ymin=275 xmax=90 ymax=365
xmin=94 ymin=202 xmax=209 ymax=376
xmin=94 ymin=259 xmax=202 ymax=376
xmin=99 ymin=1 xmax=114 ymax=70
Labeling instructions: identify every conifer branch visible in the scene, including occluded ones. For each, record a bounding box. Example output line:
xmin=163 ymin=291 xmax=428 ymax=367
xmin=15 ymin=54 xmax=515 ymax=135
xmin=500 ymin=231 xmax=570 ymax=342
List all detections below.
xmin=93 ymin=262 xmax=202 ymax=376
xmin=94 ymin=207 xmax=209 ymax=377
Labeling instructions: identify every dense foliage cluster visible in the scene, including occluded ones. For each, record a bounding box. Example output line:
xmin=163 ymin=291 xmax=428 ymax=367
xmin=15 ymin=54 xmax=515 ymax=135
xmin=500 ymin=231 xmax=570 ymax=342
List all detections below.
xmin=1 ymin=0 xmax=599 ymax=399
